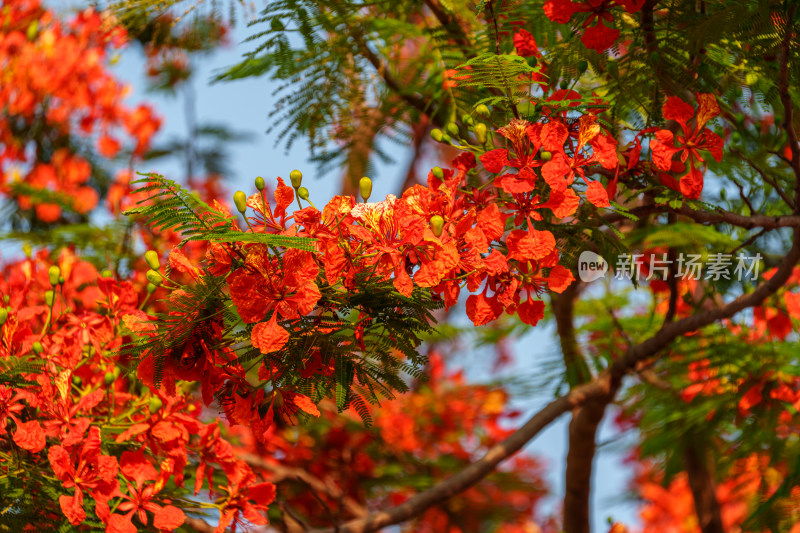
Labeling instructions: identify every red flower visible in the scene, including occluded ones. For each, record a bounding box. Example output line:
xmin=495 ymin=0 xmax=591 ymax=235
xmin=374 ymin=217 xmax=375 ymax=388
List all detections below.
xmin=48 ymin=426 xmax=119 ymax=525
xmin=106 ymin=449 xmax=186 ymax=533
xmin=650 ymin=93 xmax=723 ymax=199
xmin=513 ymin=29 xmax=540 ymax=57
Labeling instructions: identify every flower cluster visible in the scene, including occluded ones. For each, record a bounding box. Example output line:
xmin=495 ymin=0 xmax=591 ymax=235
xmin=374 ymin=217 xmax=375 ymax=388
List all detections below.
xmin=0 ymin=251 xmax=276 ymax=531
xmin=0 ymin=0 xmax=160 ymax=221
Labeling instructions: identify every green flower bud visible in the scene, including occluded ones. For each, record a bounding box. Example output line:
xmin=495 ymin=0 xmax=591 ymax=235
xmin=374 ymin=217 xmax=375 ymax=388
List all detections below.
xmin=148 ymin=395 xmax=163 ymax=413
xmin=297 ymin=187 xmax=310 ymax=201
xmin=233 ymin=191 xmax=248 ymax=214
xmin=45 ymin=290 xmax=54 ymax=307
xmin=0 ymin=308 xmax=7 ymax=327
xmin=32 ymin=342 xmax=43 ymax=354
xmin=255 ymin=176 xmax=265 ymax=191
xmin=432 ymin=167 xmax=444 ymax=179
xmin=146 ymin=282 xmax=157 ymax=294
xmin=476 ymin=104 xmax=490 ymax=117
xmin=429 ymin=215 xmax=445 ymax=237
xmin=58 ymin=276 xmax=65 ymax=285
xmin=359 ymin=177 xmax=373 ymax=202
xmin=430 ymin=128 xmax=444 ymax=142
xmin=526 ymin=56 xmax=538 ymax=68
xmin=146 ymin=270 xmax=163 ymax=285
xmin=442 ymin=133 xmax=452 ymax=144
xmin=446 ymin=123 xmax=460 ymax=136
xmin=26 ymin=20 xmax=37 ymax=40
xmin=101 ymin=269 xmax=113 ymax=278
xmin=144 ymin=250 xmax=160 ymax=271
xmin=559 ymin=80 xmax=569 ymax=90
xmin=475 ymin=123 xmax=487 ymax=144
xmin=104 ymin=371 xmax=115 ymax=385
xmin=72 ymin=375 xmax=82 ymax=386
xmin=461 ymin=114 xmax=474 ymax=126
xmin=540 ymin=150 xmax=552 ymax=161
xmin=577 ymin=60 xmax=588 ymax=74
xmin=113 ymin=366 xmax=121 ymax=378
xmin=48 ymin=266 xmax=60 ymax=286
xmin=290 ymin=169 xmax=303 ymax=189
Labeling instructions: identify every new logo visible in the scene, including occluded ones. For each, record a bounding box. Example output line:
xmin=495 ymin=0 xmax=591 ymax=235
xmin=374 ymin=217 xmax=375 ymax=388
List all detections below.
xmin=578 ymin=251 xmax=608 ymax=282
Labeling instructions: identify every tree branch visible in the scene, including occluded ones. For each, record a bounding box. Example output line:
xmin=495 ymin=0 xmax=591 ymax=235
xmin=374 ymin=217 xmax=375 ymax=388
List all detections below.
xmin=311 ymin=227 xmax=800 ymax=533
xmin=240 ymin=452 xmax=368 ymax=518
xmin=777 ymin=5 xmax=800 ymax=209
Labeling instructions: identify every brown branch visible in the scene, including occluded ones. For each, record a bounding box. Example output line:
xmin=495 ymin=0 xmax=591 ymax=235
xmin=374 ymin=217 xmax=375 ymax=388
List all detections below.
xmin=731 ymin=148 xmax=796 ymax=209
xmin=310 ymin=378 xmax=614 ymax=533
xmin=240 ymin=452 xmax=368 ymax=518
xmin=185 ymin=517 xmax=217 ymax=533
xmin=603 ymin=203 xmax=800 ymax=230
xmin=422 ymin=0 xmax=473 ymax=58
xmin=552 ymin=282 xmax=603 ymax=533
xmin=310 ymin=227 xmax=800 ymax=533
xmin=684 ymin=440 xmax=724 ymax=533
xmin=777 ymin=5 xmax=800 ymax=209
xmin=355 ymin=37 xmax=439 ymax=126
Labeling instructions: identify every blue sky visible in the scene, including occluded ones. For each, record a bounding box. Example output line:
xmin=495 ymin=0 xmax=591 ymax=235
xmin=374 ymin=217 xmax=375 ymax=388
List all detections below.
xmin=104 ymin=13 xmax=641 ymax=532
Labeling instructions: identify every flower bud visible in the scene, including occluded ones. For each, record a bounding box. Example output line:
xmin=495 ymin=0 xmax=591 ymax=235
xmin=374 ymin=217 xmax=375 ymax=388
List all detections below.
xmin=446 ymin=123 xmax=460 ymax=136
xmin=359 ymin=177 xmax=373 ymax=201
xmin=233 ymin=191 xmax=247 ymax=214
xmin=33 ymin=342 xmax=43 ymax=354
xmin=540 ymin=150 xmax=552 ymax=161
xmin=431 ymin=167 xmax=444 ymax=179
xmin=58 ymin=276 xmax=65 ymax=285
xmin=297 ymin=187 xmax=310 ymax=201
xmin=72 ymin=375 xmax=82 ymax=386
xmin=146 ymin=270 xmax=163 ymax=285
xmin=442 ymin=133 xmax=452 ymax=144
xmin=148 ymin=395 xmax=163 ymax=413
xmin=146 ymin=282 xmax=157 ymax=294
xmin=113 ymin=366 xmax=121 ymax=378
xmin=144 ymin=250 xmax=160 ymax=271
xmin=559 ymin=80 xmax=569 ymax=90
xmin=45 ymin=290 xmax=54 ymax=307
xmin=101 ymin=269 xmax=113 ymax=278
xmin=430 ymin=128 xmax=443 ymax=142
xmin=475 ymin=123 xmax=487 ymax=144
xmin=577 ymin=60 xmax=588 ymax=74
xmin=461 ymin=114 xmax=474 ymax=126
xmin=26 ymin=21 xmax=38 ymax=41
xmin=255 ymin=176 xmax=265 ymax=191
xmin=290 ymin=169 xmax=303 ymax=189
xmin=476 ymin=104 xmax=490 ymax=117
xmin=0 ymin=308 xmax=7 ymax=327
xmin=48 ymin=266 xmax=60 ymax=286
xmin=429 ymin=215 xmax=445 ymax=237
xmin=104 ymin=371 xmax=115 ymax=385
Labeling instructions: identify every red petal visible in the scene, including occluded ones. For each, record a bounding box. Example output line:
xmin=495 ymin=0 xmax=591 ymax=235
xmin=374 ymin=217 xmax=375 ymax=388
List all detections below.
xmin=480 ymin=149 xmax=509 ymax=173
xmin=586 ymin=180 xmax=611 ymax=207
xmin=662 ymin=96 xmax=695 ymax=126
xmin=541 ymin=120 xmax=569 ymax=152
xmin=291 ymin=393 xmax=320 ymax=417
xmin=251 ymin=314 xmax=290 ymax=354
xmin=13 ymin=420 xmax=46 ymax=453
xmin=517 ymin=299 xmax=545 ymax=326
xmin=154 ymin=505 xmax=186 ymax=530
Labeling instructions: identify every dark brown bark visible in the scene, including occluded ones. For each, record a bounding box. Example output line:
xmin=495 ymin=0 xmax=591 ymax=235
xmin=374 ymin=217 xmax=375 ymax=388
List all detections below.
xmin=563 ymin=400 xmax=610 ymax=533
xmin=684 ymin=442 xmax=724 ymax=533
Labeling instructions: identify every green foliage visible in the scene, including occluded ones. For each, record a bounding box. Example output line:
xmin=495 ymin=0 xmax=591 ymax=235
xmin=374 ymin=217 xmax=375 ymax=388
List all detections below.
xmin=123 ymin=173 xmax=315 ymax=250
